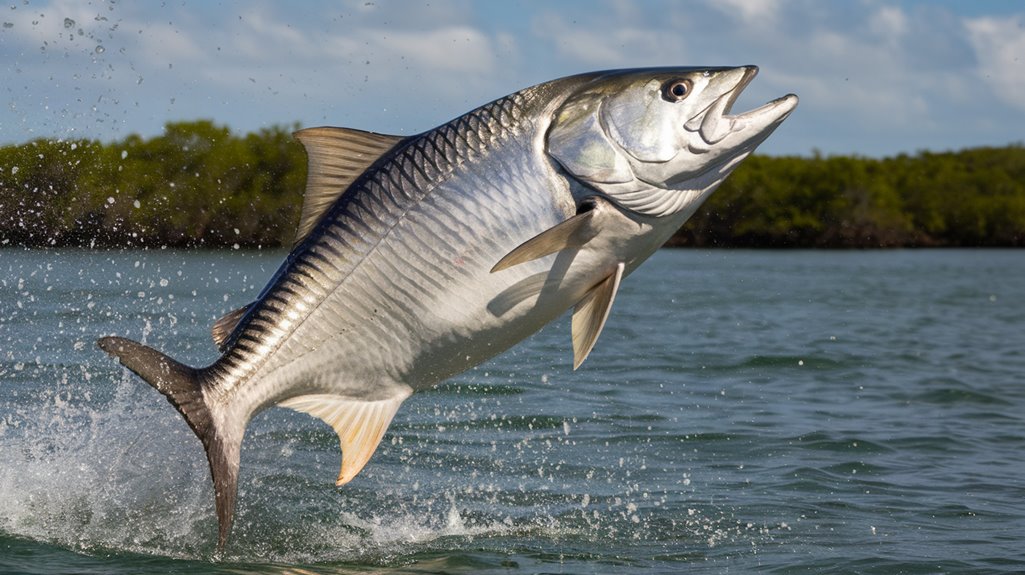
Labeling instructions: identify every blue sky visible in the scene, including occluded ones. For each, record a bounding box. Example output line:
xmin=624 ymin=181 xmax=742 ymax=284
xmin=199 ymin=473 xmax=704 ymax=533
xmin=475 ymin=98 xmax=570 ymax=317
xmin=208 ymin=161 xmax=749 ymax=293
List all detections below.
xmin=1 ymin=0 xmax=1023 ymax=157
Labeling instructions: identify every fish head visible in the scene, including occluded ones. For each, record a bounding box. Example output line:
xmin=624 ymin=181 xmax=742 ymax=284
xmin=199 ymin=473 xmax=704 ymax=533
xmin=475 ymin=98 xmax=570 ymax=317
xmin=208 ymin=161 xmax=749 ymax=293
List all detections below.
xmin=548 ymin=66 xmax=798 ymax=219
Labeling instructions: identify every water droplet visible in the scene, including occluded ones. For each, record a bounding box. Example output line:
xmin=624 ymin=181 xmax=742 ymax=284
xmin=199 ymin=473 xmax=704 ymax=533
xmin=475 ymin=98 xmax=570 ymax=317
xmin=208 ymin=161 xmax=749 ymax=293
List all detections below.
xmin=2 ymin=22 xmax=13 ymax=29
xmin=120 ymin=150 xmax=128 ymax=159
xmin=94 ymin=45 xmax=104 ymax=54
xmin=132 ymin=199 xmax=140 ymax=209
xmin=63 ymin=17 xmax=74 ymax=29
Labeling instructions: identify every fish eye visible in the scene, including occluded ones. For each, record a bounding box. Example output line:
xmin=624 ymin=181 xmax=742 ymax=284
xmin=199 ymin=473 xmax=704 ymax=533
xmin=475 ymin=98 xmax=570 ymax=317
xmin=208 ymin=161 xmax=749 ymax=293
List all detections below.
xmin=662 ymin=79 xmax=692 ymax=102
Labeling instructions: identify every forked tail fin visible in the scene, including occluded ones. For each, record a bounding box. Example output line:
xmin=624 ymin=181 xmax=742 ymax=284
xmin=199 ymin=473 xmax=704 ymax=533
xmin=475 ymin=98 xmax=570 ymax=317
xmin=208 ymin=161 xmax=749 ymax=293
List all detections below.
xmin=97 ymin=336 xmax=241 ymax=550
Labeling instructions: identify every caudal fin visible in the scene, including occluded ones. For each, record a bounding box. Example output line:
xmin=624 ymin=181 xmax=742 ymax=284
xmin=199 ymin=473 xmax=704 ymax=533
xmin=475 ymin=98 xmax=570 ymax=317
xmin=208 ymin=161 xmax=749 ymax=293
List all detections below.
xmin=97 ymin=336 xmax=241 ymax=549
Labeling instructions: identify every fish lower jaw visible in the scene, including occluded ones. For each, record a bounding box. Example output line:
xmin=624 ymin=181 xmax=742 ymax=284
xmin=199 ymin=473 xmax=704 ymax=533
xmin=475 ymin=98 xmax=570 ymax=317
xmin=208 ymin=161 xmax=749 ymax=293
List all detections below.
xmin=690 ymin=93 xmax=798 ymax=152
xmin=732 ymin=93 xmax=800 ymax=129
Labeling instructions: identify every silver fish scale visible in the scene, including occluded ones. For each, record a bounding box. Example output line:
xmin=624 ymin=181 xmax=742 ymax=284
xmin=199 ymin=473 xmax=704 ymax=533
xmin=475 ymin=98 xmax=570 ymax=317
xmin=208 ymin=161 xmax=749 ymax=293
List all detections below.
xmin=205 ymin=89 xmax=569 ymax=414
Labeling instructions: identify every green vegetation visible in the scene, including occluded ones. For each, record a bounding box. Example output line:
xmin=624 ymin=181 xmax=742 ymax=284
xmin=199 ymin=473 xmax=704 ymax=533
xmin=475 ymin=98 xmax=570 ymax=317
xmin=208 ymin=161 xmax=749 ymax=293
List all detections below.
xmin=680 ymin=148 xmax=1025 ymax=247
xmin=1 ymin=120 xmax=1023 ymax=248
xmin=0 ymin=121 xmax=305 ymax=249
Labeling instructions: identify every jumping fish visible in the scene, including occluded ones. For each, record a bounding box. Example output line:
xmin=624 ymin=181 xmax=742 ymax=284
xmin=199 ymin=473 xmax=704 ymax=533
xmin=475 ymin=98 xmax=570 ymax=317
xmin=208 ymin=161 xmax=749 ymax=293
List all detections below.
xmin=98 ymin=66 xmax=797 ymax=547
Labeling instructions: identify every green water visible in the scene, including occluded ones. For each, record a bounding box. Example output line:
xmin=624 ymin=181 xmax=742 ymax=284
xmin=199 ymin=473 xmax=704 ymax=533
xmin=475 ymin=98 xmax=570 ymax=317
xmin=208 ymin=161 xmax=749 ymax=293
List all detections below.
xmin=1 ymin=248 xmax=1023 ymax=573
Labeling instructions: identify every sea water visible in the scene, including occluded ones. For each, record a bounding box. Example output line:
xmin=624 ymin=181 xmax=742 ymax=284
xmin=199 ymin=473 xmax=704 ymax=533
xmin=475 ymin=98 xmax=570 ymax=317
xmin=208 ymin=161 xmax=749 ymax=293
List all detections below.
xmin=1 ymin=248 xmax=1023 ymax=574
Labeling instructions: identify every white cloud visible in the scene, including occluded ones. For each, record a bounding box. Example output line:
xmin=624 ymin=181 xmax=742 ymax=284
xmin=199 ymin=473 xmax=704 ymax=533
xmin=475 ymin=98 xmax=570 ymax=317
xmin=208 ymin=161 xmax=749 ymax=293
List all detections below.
xmin=135 ymin=24 xmax=204 ymax=64
xmin=708 ymin=0 xmax=783 ymax=25
xmin=869 ymin=5 xmax=908 ymax=39
xmin=2 ymin=0 xmax=112 ymax=53
xmin=226 ymin=8 xmax=320 ymax=62
xmin=530 ymin=10 xmax=692 ymax=68
xmin=359 ymin=26 xmax=498 ymax=74
xmin=965 ymin=15 xmax=1025 ymax=112
xmin=537 ymin=25 xmax=656 ymax=66
xmin=2 ymin=0 xmax=1024 ymax=155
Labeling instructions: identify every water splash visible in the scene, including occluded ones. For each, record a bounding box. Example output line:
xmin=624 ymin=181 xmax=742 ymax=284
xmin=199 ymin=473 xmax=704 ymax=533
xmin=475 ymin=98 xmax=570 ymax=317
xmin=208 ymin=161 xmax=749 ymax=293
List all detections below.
xmin=0 ymin=321 xmax=213 ymax=556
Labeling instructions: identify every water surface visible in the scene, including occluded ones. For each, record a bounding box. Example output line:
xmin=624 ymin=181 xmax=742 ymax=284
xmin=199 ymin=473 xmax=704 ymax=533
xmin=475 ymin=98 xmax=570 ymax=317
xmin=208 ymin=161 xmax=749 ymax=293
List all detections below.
xmin=1 ymin=249 xmax=1023 ymax=573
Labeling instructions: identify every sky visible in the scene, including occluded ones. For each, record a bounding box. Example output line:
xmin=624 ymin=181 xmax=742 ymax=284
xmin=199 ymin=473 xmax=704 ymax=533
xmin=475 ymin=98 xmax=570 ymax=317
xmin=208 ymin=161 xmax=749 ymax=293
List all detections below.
xmin=1 ymin=0 xmax=1024 ymax=157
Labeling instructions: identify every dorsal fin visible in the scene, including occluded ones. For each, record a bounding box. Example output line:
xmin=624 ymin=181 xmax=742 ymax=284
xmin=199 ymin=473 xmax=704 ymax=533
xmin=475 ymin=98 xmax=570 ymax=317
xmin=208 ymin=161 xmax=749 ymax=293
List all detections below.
xmin=279 ymin=390 xmax=411 ymax=485
xmin=211 ymin=303 xmax=253 ymax=351
xmin=571 ymin=262 xmax=624 ymax=370
xmin=292 ymin=127 xmax=406 ymax=247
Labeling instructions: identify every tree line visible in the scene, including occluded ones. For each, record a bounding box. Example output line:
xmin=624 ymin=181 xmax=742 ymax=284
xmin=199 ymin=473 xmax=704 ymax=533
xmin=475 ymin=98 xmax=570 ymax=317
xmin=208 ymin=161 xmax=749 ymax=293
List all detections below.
xmin=1 ymin=120 xmax=1023 ymax=249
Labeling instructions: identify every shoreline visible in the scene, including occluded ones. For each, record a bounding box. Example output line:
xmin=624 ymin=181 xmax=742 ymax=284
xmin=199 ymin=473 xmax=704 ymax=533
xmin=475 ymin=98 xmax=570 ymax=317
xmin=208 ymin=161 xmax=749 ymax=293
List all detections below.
xmin=2 ymin=121 xmax=1023 ymax=250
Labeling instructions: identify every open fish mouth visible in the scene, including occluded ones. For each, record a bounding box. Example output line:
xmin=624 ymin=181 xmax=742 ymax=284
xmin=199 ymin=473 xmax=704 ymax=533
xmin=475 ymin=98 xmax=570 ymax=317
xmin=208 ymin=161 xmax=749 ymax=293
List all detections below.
xmin=722 ymin=65 xmax=760 ymax=116
xmin=687 ymin=66 xmax=799 ymax=147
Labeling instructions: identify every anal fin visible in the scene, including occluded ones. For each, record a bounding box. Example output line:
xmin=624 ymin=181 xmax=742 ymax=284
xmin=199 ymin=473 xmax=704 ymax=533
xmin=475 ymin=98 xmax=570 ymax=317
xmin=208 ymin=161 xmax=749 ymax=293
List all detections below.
xmin=571 ymin=262 xmax=625 ymax=370
xmin=279 ymin=391 xmax=410 ymax=485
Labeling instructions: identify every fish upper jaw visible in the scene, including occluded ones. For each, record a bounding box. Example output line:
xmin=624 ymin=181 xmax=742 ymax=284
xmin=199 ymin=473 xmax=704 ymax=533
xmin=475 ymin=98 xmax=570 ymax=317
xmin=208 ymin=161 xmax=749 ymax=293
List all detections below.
xmin=684 ymin=65 xmax=758 ymax=146
xmin=684 ymin=66 xmax=799 ymax=154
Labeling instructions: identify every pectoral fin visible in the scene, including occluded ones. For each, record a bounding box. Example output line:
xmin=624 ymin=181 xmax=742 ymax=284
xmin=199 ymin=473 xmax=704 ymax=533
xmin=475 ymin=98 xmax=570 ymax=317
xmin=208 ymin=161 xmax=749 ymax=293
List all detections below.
xmin=571 ymin=262 xmax=624 ymax=370
xmin=487 ymin=271 xmax=549 ymax=317
xmin=491 ymin=203 xmax=599 ymax=273
xmin=280 ymin=391 xmax=410 ymax=485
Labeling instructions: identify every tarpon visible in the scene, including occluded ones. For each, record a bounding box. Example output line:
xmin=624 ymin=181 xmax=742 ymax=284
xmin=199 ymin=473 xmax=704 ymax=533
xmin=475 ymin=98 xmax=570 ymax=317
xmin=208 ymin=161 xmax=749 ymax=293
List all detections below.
xmin=98 ymin=66 xmax=797 ymax=547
